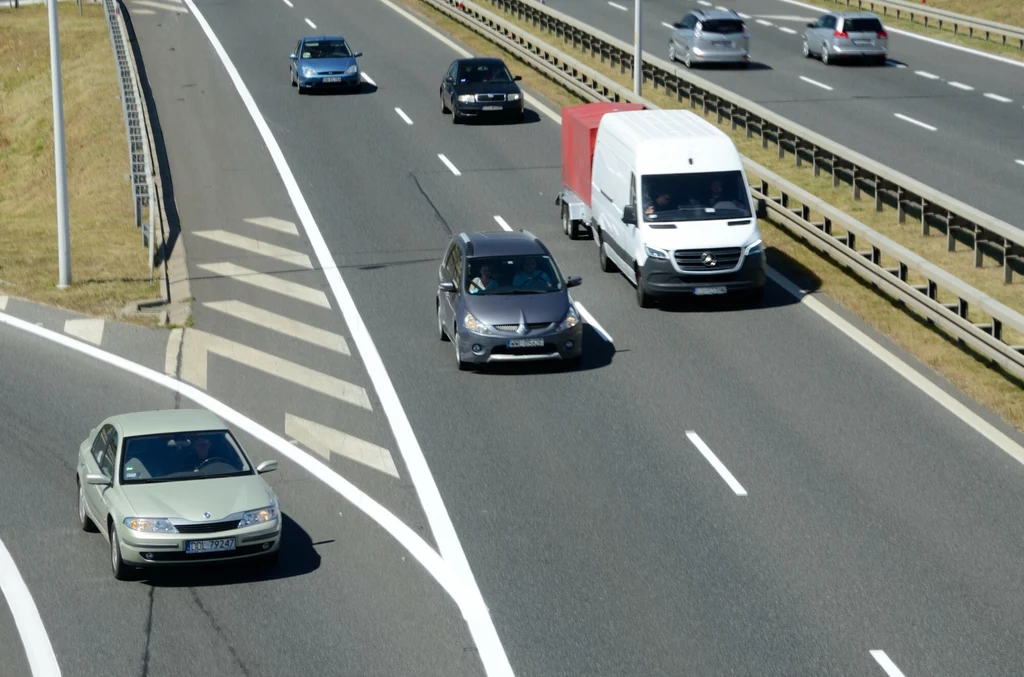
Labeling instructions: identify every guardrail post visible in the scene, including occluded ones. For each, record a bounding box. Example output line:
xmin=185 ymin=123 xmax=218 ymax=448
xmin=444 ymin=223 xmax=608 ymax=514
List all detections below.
xmin=874 ymin=178 xmax=883 ymax=212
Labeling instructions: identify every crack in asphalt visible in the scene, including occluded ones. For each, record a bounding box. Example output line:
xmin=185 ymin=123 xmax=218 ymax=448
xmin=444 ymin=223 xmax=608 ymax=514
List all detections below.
xmin=189 ymin=588 xmax=252 ymax=676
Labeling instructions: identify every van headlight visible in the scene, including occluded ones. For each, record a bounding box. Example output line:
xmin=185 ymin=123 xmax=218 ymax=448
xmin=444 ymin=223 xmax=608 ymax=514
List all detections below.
xmin=557 ymin=306 xmax=580 ymax=331
xmin=645 ymin=245 xmax=669 ymax=260
xmin=744 ymin=239 xmax=763 ymax=256
xmin=463 ymin=312 xmax=491 ymax=335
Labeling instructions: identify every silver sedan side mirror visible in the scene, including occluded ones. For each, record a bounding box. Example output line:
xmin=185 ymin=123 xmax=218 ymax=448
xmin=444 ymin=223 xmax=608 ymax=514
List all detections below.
xmin=257 ymin=460 xmax=279 ymax=474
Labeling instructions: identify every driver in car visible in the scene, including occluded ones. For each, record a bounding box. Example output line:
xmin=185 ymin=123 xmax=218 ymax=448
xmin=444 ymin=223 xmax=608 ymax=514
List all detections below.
xmin=512 ymin=257 xmax=552 ymax=289
xmin=189 ymin=436 xmax=214 ymax=473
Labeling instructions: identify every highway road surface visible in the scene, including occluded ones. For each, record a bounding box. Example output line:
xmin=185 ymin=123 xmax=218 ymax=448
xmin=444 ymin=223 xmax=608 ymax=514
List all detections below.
xmin=4 ymin=0 xmax=1024 ymax=674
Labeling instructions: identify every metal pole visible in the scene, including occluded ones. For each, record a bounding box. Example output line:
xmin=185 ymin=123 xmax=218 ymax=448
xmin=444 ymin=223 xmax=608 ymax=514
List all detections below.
xmin=148 ymin=177 xmax=155 ymax=282
xmin=48 ymin=0 xmax=72 ymax=288
xmin=633 ymin=0 xmax=642 ymax=95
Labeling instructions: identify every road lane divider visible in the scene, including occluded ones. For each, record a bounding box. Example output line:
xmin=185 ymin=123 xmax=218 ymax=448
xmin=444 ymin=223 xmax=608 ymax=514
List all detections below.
xmin=438 ymin=153 xmax=461 ymax=175
xmin=893 ymin=113 xmax=937 ymax=132
xmin=685 ymin=431 xmax=747 ymax=496
xmin=395 ymin=107 xmax=414 ymax=124
xmin=798 ymin=76 xmax=832 ymax=91
xmin=304 ymin=17 xmax=316 ymax=28
xmin=870 ymin=650 xmax=907 ymax=676
xmin=0 ymin=537 xmax=62 ymax=677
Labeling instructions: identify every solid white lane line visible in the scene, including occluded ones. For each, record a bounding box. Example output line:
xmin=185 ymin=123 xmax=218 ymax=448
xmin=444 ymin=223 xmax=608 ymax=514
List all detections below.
xmin=662 ymin=21 xmax=674 ymax=29
xmin=438 ymin=153 xmax=461 ymax=176
xmin=948 ymin=81 xmax=973 ymax=90
xmin=608 ymin=1 xmax=627 ymax=10
xmin=574 ymin=302 xmax=613 ymax=343
xmin=360 ymin=72 xmax=376 ymax=86
xmin=1016 ymin=159 xmax=1024 ymax=167
xmin=737 ymin=12 xmax=751 ymax=19
xmin=778 ymin=26 xmax=797 ymax=34
xmin=799 ymin=75 xmax=832 ymax=91
xmin=686 ymin=431 xmax=747 ymax=496
xmin=493 ymin=215 xmax=512 ymax=231
xmin=914 ymin=70 xmax=940 ymax=79
xmin=304 ymin=17 xmax=316 ymax=28
xmin=282 ymin=0 xmax=292 ymax=6
xmin=756 ymin=19 xmax=773 ymax=27
xmin=203 ymin=300 xmax=351 ymax=354
xmin=894 ymin=113 xmax=937 ymax=131
xmin=174 ymin=1 xmax=514 ymax=673
xmin=0 ymin=538 xmax=62 ymax=677
xmin=197 ymin=262 xmax=331 ymax=308
xmin=697 ymin=1 xmax=711 ymax=5
xmin=984 ymin=93 xmax=1012 ymax=102
xmin=193 ymin=229 xmax=313 ymax=268
xmin=870 ymin=651 xmax=907 ymax=677
xmin=395 ymin=107 xmax=413 ymax=125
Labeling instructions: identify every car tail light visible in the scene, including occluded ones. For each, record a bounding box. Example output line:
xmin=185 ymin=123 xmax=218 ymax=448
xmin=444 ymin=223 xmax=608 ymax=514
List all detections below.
xmin=834 ymin=30 xmax=848 ymax=38
xmin=877 ymin=29 xmax=888 ymax=38
xmin=742 ymin=26 xmax=749 ymax=37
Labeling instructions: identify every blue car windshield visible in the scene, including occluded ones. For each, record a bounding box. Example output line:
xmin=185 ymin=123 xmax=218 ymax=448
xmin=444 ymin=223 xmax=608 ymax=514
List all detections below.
xmin=119 ymin=430 xmax=253 ymax=484
xmin=640 ymin=170 xmax=751 ymax=223
xmin=458 ymin=63 xmax=513 ymax=83
xmin=466 ymin=255 xmax=563 ymax=295
xmin=301 ymin=40 xmax=352 ymax=59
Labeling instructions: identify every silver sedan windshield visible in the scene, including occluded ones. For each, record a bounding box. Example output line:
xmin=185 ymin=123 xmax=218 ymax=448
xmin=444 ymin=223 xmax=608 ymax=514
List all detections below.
xmin=120 ymin=431 xmax=253 ymax=484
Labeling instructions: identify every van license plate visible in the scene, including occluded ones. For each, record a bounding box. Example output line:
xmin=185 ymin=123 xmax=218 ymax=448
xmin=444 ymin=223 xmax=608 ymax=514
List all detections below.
xmin=482 ymin=105 xmax=502 ymax=111
xmin=508 ymin=339 xmax=544 ymax=348
xmin=694 ymin=286 xmax=727 ymax=296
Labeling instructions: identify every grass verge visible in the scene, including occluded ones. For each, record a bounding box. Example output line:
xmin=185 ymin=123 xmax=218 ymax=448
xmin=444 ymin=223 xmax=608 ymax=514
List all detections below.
xmin=790 ymin=0 xmax=1024 ymax=63
xmin=392 ymin=0 xmax=1024 ymax=431
xmin=0 ymin=3 xmax=159 ymax=322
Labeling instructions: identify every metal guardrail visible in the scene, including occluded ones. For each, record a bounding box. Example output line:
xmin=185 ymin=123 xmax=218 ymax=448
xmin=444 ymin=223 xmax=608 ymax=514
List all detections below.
xmin=101 ymin=0 xmax=155 ymax=276
xmin=470 ymin=0 xmax=1024 ymax=289
xmin=813 ymin=0 xmax=1024 ymax=51
xmin=419 ymin=0 xmax=1024 ymax=379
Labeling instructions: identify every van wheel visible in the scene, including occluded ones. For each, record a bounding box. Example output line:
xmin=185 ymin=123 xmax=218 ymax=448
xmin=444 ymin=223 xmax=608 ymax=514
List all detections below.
xmin=597 ymin=233 xmax=615 ymax=272
xmin=562 ymin=204 xmax=580 ymax=240
xmin=635 ymin=268 xmax=653 ymax=308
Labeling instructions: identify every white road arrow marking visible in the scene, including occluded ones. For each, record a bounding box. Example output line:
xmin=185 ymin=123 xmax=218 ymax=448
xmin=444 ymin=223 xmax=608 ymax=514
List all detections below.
xmin=286 ymin=413 xmax=399 ymax=477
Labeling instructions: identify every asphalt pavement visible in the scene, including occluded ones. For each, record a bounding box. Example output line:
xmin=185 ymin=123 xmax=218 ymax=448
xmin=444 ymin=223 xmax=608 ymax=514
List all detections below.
xmin=99 ymin=0 xmax=1024 ymax=674
xmin=543 ymin=0 xmax=1024 ymax=226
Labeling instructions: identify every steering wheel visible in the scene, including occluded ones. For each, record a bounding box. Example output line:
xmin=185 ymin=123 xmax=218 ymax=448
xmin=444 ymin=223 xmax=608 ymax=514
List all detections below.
xmin=197 ymin=456 xmax=231 ymax=470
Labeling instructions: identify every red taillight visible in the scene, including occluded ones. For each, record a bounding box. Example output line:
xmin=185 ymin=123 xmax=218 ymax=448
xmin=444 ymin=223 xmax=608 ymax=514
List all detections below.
xmin=877 ymin=29 xmax=888 ymax=38
xmin=834 ymin=30 xmax=848 ymax=38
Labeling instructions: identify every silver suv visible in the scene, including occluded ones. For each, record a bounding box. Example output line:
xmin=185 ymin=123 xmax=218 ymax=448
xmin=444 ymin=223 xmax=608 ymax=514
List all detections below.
xmin=669 ymin=9 xmax=749 ymax=69
xmin=802 ymin=11 xmax=889 ymax=65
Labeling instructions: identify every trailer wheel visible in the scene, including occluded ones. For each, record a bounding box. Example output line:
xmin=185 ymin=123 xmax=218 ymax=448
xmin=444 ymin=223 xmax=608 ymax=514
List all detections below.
xmin=562 ymin=204 xmax=580 ymax=240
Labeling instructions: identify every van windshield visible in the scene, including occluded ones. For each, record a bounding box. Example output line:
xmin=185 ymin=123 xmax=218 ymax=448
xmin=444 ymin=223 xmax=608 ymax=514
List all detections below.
xmin=640 ymin=170 xmax=751 ymax=223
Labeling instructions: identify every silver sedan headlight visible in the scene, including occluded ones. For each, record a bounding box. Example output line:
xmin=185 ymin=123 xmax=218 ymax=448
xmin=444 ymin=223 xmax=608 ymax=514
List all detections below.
xmin=237 ymin=504 xmax=279 ymax=529
xmin=123 ymin=517 xmax=178 ymax=533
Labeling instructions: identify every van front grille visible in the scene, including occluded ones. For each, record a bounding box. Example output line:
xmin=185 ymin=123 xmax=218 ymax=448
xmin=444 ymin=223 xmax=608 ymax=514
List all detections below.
xmin=674 ymin=247 xmax=742 ymax=272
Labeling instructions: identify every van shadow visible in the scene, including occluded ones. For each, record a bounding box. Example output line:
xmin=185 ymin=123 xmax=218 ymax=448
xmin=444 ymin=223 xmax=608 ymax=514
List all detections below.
xmin=465 ymin=324 xmax=616 ymax=375
xmin=653 ymin=246 xmax=822 ymax=313
xmin=137 ymin=513 xmax=321 ymax=587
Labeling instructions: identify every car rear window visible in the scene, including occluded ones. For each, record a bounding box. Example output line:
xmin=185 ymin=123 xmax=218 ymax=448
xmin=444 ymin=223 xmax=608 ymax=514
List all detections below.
xmin=700 ymin=19 xmax=744 ymax=34
xmin=843 ymin=18 xmax=883 ymax=32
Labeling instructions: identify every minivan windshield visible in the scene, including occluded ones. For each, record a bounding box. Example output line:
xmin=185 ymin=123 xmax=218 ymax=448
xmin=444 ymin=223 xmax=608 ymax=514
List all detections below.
xmin=465 ymin=255 xmax=563 ymax=294
xmin=640 ymin=170 xmax=752 ymax=223
xmin=119 ymin=430 xmax=253 ymax=484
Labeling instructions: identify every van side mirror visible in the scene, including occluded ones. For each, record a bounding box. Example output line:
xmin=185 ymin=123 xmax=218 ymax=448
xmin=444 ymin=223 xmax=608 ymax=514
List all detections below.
xmin=756 ymin=198 xmax=767 ymax=220
xmin=566 ymin=275 xmax=582 ymax=288
xmin=622 ymin=204 xmax=637 ymax=225
xmin=438 ymin=281 xmax=457 ymax=293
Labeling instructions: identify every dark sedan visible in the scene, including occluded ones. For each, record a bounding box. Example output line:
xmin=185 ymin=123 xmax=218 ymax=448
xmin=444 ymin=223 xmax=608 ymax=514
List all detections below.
xmin=440 ymin=57 xmax=525 ymax=124
xmin=437 ymin=231 xmax=583 ymax=370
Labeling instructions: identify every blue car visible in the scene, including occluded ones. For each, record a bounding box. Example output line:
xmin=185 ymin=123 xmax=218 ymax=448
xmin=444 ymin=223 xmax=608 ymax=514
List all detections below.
xmin=289 ymin=35 xmax=363 ymax=94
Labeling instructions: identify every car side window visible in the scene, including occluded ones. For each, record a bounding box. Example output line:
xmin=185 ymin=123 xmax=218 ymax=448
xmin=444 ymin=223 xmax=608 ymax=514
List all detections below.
xmin=99 ymin=427 xmax=117 ymax=478
xmin=91 ymin=426 xmax=108 ymax=465
xmin=451 ymin=248 xmax=463 ymax=293
xmin=682 ymin=14 xmax=696 ymax=30
xmin=824 ymin=16 xmax=836 ymax=29
xmin=629 ymin=172 xmax=636 ymax=206
xmin=442 ymin=243 xmax=456 ymax=279
xmin=447 ymin=62 xmax=457 ymax=81
xmin=295 ymin=40 xmax=302 ymax=56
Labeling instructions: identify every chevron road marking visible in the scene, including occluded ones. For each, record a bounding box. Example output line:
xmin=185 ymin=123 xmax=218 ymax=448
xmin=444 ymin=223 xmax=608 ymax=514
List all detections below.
xmin=133 ymin=0 xmax=187 ymax=12
xmin=203 ymin=300 xmax=350 ymax=355
xmin=197 ymin=261 xmax=331 ymax=308
xmin=173 ymin=328 xmax=371 ymax=410
xmin=193 ymin=229 xmax=313 ymax=269
xmin=286 ymin=413 xmax=399 ymax=477
xmin=63 ymin=319 xmax=105 ymax=345
xmin=244 ymin=216 xmax=299 ymax=236
xmin=0 ymin=296 xmax=7 ymax=311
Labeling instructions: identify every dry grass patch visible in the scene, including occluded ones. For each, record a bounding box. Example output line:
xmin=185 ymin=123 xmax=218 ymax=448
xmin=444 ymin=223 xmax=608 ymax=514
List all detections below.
xmin=792 ymin=0 xmax=1024 ymax=63
xmin=399 ymin=0 xmax=1024 ymax=431
xmin=0 ymin=3 xmax=159 ymax=321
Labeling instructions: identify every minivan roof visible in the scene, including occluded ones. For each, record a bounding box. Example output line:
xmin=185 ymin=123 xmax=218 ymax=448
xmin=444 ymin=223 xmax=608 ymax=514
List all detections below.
xmin=600 ymin=109 xmax=741 ymax=175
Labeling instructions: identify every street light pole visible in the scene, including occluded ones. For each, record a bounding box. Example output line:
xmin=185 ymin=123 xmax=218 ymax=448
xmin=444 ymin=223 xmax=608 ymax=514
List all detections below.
xmin=633 ymin=0 xmax=642 ymax=95
xmin=48 ymin=0 xmax=72 ymax=288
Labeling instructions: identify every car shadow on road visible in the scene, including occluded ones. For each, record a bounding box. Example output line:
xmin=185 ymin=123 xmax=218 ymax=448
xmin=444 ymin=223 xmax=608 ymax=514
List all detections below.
xmin=459 ymin=109 xmax=544 ymax=125
xmin=303 ymin=81 xmax=378 ymax=96
xmin=136 ymin=513 xmax=321 ymax=587
xmin=465 ymin=324 xmax=616 ymax=375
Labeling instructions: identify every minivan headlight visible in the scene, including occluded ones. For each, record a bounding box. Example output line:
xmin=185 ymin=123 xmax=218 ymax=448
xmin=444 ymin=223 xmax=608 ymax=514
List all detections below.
xmin=557 ymin=306 xmax=580 ymax=331
xmin=645 ymin=245 xmax=669 ymax=260
xmin=463 ymin=312 xmax=491 ymax=335
xmin=744 ymin=239 xmax=763 ymax=256
xmin=123 ymin=517 xmax=178 ymax=533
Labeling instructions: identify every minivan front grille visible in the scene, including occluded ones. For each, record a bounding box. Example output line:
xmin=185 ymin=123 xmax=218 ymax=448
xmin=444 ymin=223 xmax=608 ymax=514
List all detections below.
xmin=492 ymin=322 xmax=552 ymax=332
xmin=175 ymin=520 xmax=239 ymax=534
xmin=674 ymin=247 xmax=742 ymax=272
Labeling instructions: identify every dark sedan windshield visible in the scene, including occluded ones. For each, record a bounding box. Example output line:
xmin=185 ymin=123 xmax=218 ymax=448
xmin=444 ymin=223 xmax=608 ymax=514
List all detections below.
xmin=301 ymin=40 xmax=352 ymax=59
xmin=120 ymin=430 xmax=253 ymax=484
xmin=465 ymin=255 xmax=563 ymax=294
xmin=457 ymin=62 xmax=513 ymax=84
xmin=641 ymin=170 xmax=752 ymax=223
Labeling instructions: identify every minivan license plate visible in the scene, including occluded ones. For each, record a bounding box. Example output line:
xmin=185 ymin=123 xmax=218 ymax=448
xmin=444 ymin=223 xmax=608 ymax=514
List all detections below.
xmin=508 ymin=339 xmax=544 ymax=348
xmin=694 ymin=286 xmax=727 ymax=296
xmin=185 ymin=538 xmax=236 ymax=554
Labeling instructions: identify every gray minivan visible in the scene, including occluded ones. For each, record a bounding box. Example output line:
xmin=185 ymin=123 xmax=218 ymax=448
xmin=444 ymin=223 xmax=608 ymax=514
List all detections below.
xmin=669 ymin=9 xmax=750 ymax=69
xmin=803 ymin=11 xmax=889 ymax=65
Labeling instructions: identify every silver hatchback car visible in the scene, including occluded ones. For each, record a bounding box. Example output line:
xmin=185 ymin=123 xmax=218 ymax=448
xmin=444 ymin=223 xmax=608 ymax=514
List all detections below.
xmin=803 ymin=11 xmax=889 ymax=65
xmin=669 ymin=9 xmax=750 ymax=68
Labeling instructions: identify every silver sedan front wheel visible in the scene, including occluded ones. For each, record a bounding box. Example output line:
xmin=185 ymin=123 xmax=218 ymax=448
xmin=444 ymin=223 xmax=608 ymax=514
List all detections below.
xmin=110 ymin=525 xmax=131 ymax=580
xmin=78 ymin=480 xmax=96 ymax=532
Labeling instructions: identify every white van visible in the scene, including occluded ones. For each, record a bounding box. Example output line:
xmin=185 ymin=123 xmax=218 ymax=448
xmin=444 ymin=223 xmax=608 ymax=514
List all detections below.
xmin=589 ymin=109 xmax=767 ymax=307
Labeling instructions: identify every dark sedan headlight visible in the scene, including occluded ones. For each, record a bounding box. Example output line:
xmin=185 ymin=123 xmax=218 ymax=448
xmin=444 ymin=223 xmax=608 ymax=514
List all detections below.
xmin=123 ymin=517 xmax=178 ymax=533
xmin=556 ymin=306 xmax=580 ymax=331
xmin=507 ymin=93 xmax=521 ymax=101
xmin=237 ymin=504 xmax=279 ymax=528
xmin=457 ymin=94 xmax=476 ymax=103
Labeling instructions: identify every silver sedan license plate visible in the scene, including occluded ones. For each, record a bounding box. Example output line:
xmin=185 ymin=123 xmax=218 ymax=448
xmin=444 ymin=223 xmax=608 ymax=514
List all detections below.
xmin=694 ymin=286 xmax=727 ymax=296
xmin=186 ymin=538 xmax=236 ymax=554
xmin=508 ymin=338 xmax=544 ymax=348
xmin=323 ymin=77 xmax=342 ymax=83
xmin=482 ymin=105 xmax=502 ymax=111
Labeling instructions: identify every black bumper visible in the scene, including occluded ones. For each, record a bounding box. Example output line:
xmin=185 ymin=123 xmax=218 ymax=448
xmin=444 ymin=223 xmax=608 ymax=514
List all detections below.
xmin=640 ymin=252 xmax=766 ymax=297
xmin=454 ymin=100 xmax=524 ymax=117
